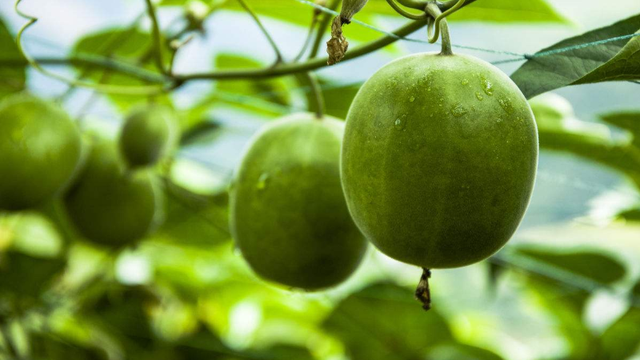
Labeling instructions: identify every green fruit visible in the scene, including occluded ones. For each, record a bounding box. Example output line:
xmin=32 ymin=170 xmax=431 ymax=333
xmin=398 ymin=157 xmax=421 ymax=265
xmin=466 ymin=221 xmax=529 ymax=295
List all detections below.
xmin=0 ymin=94 xmax=82 ymax=210
xmin=342 ymin=53 xmax=538 ymax=269
xmin=64 ymin=139 xmax=162 ymax=247
xmin=229 ymin=113 xmax=367 ymax=290
xmin=119 ymin=105 xmax=177 ymax=169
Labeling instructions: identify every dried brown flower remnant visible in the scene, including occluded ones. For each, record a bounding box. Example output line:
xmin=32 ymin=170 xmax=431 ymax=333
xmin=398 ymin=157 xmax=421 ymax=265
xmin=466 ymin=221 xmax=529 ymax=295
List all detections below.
xmin=326 ymin=17 xmax=348 ymax=65
xmin=326 ymin=0 xmax=368 ymax=65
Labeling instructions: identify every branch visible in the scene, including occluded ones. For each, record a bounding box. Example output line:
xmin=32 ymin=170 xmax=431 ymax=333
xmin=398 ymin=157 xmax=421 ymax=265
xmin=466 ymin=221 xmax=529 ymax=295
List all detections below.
xmin=237 ymin=0 xmax=283 ymax=64
xmin=0 ymin=56 xmax=167 ymax=83
xmin=175 ymin=17 xmax=428 ymax=81
xmin=145 ymin=0 xmax=167 ymax=74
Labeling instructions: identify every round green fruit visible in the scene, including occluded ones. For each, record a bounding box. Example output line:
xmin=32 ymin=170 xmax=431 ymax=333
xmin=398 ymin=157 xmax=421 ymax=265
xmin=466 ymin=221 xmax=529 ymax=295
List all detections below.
xmin=64 ymin=139 xmax=162 ymax=248
xmin=0 ymin=94 xmax=82 ymax=210
xmin=119 ymin=105 xmax=177 ymax=169
xmin=229 ymin=113 xmax=367 ymax=290
xmin=341 ymin=53 xmax=538 ymax=269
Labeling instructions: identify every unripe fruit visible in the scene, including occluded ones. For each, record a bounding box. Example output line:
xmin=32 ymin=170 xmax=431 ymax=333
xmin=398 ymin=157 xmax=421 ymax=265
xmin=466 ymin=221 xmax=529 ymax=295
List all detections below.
xmin=342 ymin=53 xmax=538 ymax=269
xmin=0 ymin=94 xmax=82 ymax=210
xmin=229 ymin=113 xmax=367 ymax=290
xmin=119 ymin=105 xmax=177 ymax=169
xmin=64 ymin=139 xmax=162 ymax=248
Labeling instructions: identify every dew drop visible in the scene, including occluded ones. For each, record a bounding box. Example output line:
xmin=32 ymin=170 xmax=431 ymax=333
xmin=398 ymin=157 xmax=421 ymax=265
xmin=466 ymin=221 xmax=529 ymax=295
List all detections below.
xmin=475 ymin=92 xmax=484 ymax=101
xmin=498 ymin=97 xmax=514 ymax=114
xmin=461 ymin=79 xmax=469 ymax=85
xmin=409 ymin=96 xmax=416 ymax=103
xmin=450 ymin=103 xmax=468 ymax=118
xmin=256 ymin=173 xmax=270 ymax=191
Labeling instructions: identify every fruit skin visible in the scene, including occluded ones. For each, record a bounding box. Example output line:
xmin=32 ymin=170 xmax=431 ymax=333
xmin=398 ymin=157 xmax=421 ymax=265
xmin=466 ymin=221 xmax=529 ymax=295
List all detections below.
xmin=64 ymin=138 xmax=162 ymax=248
xmin=0 ymin=94 xmax=82 ymax=210
xmin=119 ymin=105 xmax=177 ymax=169
xmin=342 ymin=53 xmax=538 ymax=269
xmin=229 ymin=113 xmax=367 ymax=290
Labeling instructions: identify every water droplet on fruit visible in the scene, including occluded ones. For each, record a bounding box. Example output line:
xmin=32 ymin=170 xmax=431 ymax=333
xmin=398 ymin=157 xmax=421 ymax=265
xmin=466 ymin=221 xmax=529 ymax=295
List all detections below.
xmin=475 ymin=92 xmax=484 ymax=101
xmin=256 ymin=173 xmax=270 ymax=190
xmin=461 ymin=79 xmax=469 ymax=85
xmin=409 ymin=96 xmax=416 ymax=103
xmin=450 ymin=103 xmax=468 ymax=118
xmin=394 ymin=115 xmax=407 ymax=130
xmin=498 ymin=97 xmax=514 ymax=114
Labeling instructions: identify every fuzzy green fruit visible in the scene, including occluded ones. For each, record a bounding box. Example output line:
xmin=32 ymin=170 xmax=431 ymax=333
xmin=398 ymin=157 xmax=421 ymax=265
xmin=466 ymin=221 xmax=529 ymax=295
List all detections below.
xmin=230 ymin=113 xmax=367 ymax=290
xmin=0 ymin=94 xmax=82 ymax=210
xmin=64 ymin=139 xmax=162 ymax=248
xmin=342 ymin=53 xmax=538 ymax=269
xmin=119 ymin=105 xmax=177 ymax=169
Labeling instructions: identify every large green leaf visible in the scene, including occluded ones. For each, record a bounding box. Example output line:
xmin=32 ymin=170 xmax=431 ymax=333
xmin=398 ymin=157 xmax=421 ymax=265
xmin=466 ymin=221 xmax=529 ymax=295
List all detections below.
xmin=323 ymin=282 xmax=454 ymax=360
xmin=448 ymin=0 xmax=568 ymax=23
xmin=0 ymin=17 xmax=26 ymax=98
xmin=512 ymin=14 xmax=640 ymax=99
xmin=513 ymin=247 xmax=626 ymax=286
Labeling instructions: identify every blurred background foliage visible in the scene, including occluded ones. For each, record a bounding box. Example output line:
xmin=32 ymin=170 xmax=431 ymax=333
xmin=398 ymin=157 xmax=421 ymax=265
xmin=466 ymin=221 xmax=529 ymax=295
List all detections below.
xmin=1 ymin=0 xmax=640 ymax=359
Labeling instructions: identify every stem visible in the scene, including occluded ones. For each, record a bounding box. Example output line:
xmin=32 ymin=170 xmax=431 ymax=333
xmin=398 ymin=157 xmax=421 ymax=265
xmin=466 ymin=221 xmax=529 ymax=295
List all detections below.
xmin=145 ymin=0 xmax=167 ymax=74
xmin=294 ymin=16 xmax=319 ymax=61
xmin=309 ymin=0 xmax=341 ymax=59
xmin=386 ymin=0 xmax=428 ymax=19
xmin=176 ymin=17 xmax=428 ymax=81
xmin=396 ymin=0 xmax=428 ymax=9
xmin=299 ymin=72 xmax=325 ymax=118
xmin=415 ymin=268 xmax=432 ymax=311
xmin=426 ymin=3 xmax=452 ymax=55
xmin=237 ymin=0 xmax=283 ymax=64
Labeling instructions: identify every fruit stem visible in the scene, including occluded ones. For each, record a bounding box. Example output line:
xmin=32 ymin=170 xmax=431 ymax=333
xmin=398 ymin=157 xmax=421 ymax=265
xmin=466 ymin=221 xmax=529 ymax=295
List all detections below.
xmin=300 ymin=72 xmax=325 ymax=120
xmin=415 ymin=267 xmax=432 ymax=311
xmin=425 ymin=2 xmax=453 ymax=55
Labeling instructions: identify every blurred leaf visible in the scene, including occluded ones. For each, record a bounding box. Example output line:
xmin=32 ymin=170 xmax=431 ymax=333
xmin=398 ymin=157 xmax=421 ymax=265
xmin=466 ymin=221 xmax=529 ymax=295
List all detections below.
xmin=601 ymin=111 xmax=640 ymax=147
xmin=155 ymin=182 xmax=231 ymax=247
xmin=512 ymin=14 xmax=640 ymax=99
xmin=527 ymin=278 xmax=596 ymax=360
xmin=618 ymin=207 xmax=640 ymax=222
xmin=324 ymin=282 xmax=453 ymax=360
xmin=529 ymin=93 xmax=640 ymax=187
xmin=0 ymin=17 xmax=26 ymax=98
xmin=0 ymin=213 xmax=66 ymax=301
xmin=599 ymin=307 xmax=640 ymax=360
xmin=72 ymin=28 xmax=172 ymax=111
xmin=428 ymin=343 xmax=504 ymax=360
xmin=320 ymin=80 xmax=361 ymax=120
xmin=212 ymin=53 xmax=293 ymax=115
xmin=449 ymin=0 xmax=568 ymax=23
xmin=514 ymin=247 xmax=626 ymax=285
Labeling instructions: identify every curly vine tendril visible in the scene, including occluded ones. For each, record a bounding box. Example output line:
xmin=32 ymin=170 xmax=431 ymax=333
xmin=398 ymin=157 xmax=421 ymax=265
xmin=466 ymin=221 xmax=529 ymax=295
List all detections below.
xmin=426 ymin=0 xmax=465 ymax=44
xmin=14 ymin=0 xmax=172 ymax=96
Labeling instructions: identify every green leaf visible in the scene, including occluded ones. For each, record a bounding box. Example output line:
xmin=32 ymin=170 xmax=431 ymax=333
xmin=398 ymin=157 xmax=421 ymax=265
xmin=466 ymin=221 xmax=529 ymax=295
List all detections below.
xmin=526 ymin=278 xmax=596 ymax=360
xmin=530 ymin=93 xmax=640 ymax=187
xmin=601 ymin=111 xmax=640 ymax=147
xmin=0 ymin=17 xmax=26 ymax=98
xmin=514 ymin=247 xmax=626 ymax=286
xmin=599 ymin=307 xmax=640 ymax=360
xmin=72 ymin=28 xmax=172 ymax=111
xmin=154 ymin=182 xmax=231 ymax=247
xmin=448 ymin=0 xmax=568 ymax=23
xmin=323 ymin=282 xmax=453 ymax=360
xmin=212 ymin=53 xmax=293 ymax=115
xmin=320 ymin=80 xmax=361 ymax=120
xmin=512 ymin=14 xmax=640 ymax=99
xmin=428 ymin=343 xmax=504 ymax=360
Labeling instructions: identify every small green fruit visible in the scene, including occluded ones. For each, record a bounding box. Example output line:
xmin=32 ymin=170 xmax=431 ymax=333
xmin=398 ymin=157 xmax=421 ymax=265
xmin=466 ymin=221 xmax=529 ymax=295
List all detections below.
xmin=230 ymin=113 xmax=367 ymax=290
xmin=342 ymin=53 xmax=538 ymax=269
xmin=0 ymin=94 xmax=82 ymax=210
xmin=119 ymin=105 xmax=177 ymax=169
xmin=64 ymin=139 xmax=162 ymax=248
